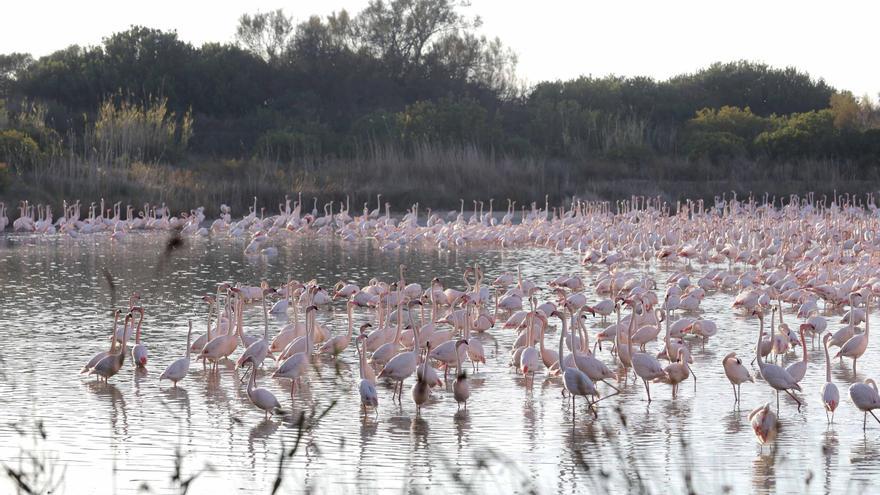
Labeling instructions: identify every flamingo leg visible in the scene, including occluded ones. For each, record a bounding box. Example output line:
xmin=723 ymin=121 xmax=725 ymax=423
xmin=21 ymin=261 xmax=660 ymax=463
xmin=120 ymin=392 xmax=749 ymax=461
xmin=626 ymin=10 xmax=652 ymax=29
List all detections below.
xmin=644 ymin=379 xmax=652 ymax=403
xmin=784 ymin=389 xmax=802 ymax=410
xmin=602 ymin=380 xmax=621 ymax=394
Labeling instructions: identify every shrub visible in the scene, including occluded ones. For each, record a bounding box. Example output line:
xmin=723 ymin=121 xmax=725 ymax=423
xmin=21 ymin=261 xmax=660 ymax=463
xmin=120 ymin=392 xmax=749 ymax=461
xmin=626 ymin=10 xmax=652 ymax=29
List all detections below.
xmin=681 ymin=130 xmax=747 ymax=162
xmin=0 ymin=129 xmax=41 ymax=173
xmin=0 ymin=162 xmax=11 ymax=191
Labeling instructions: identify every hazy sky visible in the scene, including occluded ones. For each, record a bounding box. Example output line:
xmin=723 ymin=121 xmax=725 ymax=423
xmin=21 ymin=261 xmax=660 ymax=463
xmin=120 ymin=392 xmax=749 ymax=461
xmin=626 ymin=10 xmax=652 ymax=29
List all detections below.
xmin=3 ymin=0 xmax=877 ymax=99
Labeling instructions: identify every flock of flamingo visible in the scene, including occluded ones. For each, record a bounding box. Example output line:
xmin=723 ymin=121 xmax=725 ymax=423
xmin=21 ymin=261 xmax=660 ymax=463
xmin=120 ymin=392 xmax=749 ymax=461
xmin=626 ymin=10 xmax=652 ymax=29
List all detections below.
xmin=8 ymin=191 xmax=880 ymax=452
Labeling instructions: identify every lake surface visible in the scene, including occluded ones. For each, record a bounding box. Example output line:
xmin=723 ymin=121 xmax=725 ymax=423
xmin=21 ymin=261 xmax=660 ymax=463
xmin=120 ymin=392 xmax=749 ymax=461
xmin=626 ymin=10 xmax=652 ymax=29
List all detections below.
xmin=0 ymin=232 xmax=877 ymax=494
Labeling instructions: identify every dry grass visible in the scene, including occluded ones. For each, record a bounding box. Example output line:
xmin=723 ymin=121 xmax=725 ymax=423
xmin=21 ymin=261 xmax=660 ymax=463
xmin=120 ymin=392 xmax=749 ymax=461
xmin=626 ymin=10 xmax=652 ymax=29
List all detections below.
xmin=3 ymin=137 xmax=878 ymax=215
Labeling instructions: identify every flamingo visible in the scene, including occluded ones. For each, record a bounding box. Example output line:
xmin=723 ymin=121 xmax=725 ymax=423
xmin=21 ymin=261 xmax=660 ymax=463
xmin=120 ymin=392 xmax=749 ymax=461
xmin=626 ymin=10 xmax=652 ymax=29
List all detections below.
xmin=518 ymin=305 xmax=542 ymax=384
xmin=829 ymin=292 xmax=858 ymax=351
xmin=244 ymin=363 xmax=285 ymax=420
xmin=784 ymin=324 xmax=808 ymax=383
xmin=820 ymin=333 xmax=839 ymax=423
xmin=356 ymin=334 xmax=378 ymax=414
xmin=200 ymin=293 xmax=243 ymax=371
xmin=90 ymin=313 xmax=133 ymax=383
xmin=836 ymin=293 xmax=870 ymax=374
xmin=371 ymin=299 xmax=413 ymax=366
xmin=452 ymin=339 xmax=471 ymax=410
xmin=748 ymin=403 xmax=778 ymax=452
xmin=272 ymin=307 xmax=318 ymax=400
xmin=552 ymin=310 xmax=598 ymax=419
xmin=628 ymin=301 xmax=666 ymax=403
xmin=269 ymin=292 xmax=308 ymax=353
xmin=662 ymin=348 xmax=693 ymax=399
xmin=850 ymin=378 xmax=880 ymax=430
xmin=190 ymin=293 xmax=219 ymax=362
xmin=160 ymin=321 xmax=193 ymax=386
xmin=722 ymin=352 xmax=753 ymax=403
xmin=464 ymin=301 xmax=486 ymax=371
xmin=321 ymin=302 xmax=367 ymax=356
xmin=236 ymin=286 xmax=274 ymax=371
xmin=411 ymin=368 xmax=431 ymax=417
xmin=753 ymin=309 xmax=802 ymax=412
xmin=377 ymin=311 xmax=421 ymax=403
xmin=81 ymin=310 xmax=122 ymax=374
xmin=277 ymin=306 xmax=319 ymax=361
xmin=131 ymin=307 xmax=147 ymax=368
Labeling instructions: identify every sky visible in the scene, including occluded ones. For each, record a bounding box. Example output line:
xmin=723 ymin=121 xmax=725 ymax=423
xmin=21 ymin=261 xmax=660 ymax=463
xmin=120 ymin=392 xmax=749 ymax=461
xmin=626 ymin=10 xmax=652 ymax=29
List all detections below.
xmin=2 ymin=0 xmax=877 ymax=99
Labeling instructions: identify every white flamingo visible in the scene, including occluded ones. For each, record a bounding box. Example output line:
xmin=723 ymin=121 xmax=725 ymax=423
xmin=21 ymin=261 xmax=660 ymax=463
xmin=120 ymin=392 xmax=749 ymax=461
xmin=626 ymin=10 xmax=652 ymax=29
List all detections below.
xmin=160 ymin=321 xmax=193 ymax=386
xmin=821 ymin=333 xmax=839 ymax=423
xmin=722 ymin=352 xmax=752 ymax=403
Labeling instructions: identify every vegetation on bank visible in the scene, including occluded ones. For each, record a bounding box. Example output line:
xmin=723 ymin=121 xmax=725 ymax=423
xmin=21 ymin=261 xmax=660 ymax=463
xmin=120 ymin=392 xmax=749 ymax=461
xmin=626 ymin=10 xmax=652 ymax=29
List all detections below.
xmin=0 ymin=0 xmax=878 ymax=212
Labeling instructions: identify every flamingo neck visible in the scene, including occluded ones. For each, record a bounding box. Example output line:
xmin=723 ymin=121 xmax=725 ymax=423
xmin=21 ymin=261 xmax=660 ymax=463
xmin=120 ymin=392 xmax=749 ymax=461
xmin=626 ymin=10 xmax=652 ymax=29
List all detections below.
xmin=261 ymin=294 xmax=269 ymax=341
xmin=823 ymin=339 xmax=831 ymax=383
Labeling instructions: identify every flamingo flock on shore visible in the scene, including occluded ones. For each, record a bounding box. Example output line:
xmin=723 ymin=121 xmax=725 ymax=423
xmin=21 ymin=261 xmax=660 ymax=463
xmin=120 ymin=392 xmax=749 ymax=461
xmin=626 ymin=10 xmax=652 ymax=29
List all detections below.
xmin=42 ymin=191 xmax=880 ymax=447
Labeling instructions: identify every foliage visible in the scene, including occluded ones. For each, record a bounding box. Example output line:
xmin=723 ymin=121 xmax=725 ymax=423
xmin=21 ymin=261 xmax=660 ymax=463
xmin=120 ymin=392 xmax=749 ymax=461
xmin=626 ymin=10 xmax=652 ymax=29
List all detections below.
xmin=755 ymin=110 xmax=838 ymax=158
xmin=830 ymin=91 xmax=860 ymax=130
xmin=0 ymin=162 xmax=10 ymax=191
xmin=397 ymin=96 xmax=492 ymax=146
xmin=0 ymin=53 xmax=32 ymax=97
xmin=0 ymin=0 xmax=876 ymax=183
xmin=0 ymin=129 xmax=42 ymax=173
xmin=235 ymin=9 xmax=295 ymax=62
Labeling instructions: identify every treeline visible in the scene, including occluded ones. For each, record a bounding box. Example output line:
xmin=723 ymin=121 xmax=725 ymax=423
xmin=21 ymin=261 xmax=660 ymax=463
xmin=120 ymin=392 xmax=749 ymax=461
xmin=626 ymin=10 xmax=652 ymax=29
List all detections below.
xmin=0 ymin=0 xmax=879 ymax=206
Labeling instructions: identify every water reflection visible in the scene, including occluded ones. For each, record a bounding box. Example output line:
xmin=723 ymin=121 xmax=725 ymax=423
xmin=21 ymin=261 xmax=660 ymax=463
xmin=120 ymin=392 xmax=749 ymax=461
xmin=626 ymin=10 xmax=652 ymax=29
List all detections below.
xmin=2 ymin=233 xmax=880 ymax=493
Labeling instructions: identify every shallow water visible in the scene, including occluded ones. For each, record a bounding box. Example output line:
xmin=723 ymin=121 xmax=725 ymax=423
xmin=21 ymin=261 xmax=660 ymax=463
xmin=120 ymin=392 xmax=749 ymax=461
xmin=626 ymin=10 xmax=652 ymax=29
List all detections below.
xmin=0 ymin=232 xmax=878 ymax=494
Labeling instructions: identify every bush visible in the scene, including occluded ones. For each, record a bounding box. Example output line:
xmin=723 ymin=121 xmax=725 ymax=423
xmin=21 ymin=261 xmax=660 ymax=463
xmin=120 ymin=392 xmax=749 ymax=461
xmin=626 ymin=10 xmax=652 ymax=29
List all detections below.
xmin=681 ymin=130 xmax=747 ymax=162
xmin=754 ymin=109 xmax=837 ymax=158
xmin=0 ymin=129 xmax=42 ymax=173
xmin=0 ymin=162 xmax=11 ymax=191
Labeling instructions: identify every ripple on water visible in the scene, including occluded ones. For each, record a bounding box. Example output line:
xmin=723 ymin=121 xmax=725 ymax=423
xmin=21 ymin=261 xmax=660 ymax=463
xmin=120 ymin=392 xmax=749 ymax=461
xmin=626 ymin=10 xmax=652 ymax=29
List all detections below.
xmin=0 ymin=232 xmax=877 ymax=494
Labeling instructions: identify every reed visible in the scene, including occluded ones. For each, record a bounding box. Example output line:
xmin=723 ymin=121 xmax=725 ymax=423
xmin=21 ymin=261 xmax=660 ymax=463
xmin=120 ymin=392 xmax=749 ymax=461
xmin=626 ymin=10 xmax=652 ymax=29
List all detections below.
xmin=3 ymin=135 xmax=877 ymax=216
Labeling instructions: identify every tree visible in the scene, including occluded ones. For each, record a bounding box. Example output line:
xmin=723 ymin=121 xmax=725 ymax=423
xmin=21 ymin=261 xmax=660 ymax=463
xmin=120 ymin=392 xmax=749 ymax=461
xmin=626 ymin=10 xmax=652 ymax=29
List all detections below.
xmin=0 ymin=53 xmax=33 ymax=98
xmin=235 ymin=9 xmax=294 ymax=62
xmin=356 ymin=0 xmax=480 ymax=79
xmin=830 ymin=91 xmax=860 ymax=130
